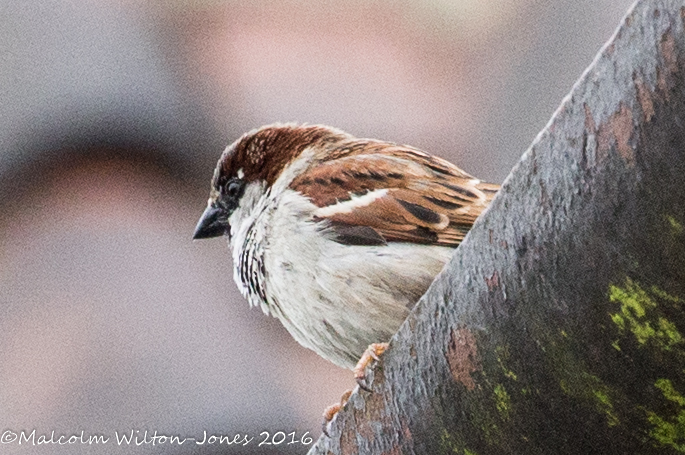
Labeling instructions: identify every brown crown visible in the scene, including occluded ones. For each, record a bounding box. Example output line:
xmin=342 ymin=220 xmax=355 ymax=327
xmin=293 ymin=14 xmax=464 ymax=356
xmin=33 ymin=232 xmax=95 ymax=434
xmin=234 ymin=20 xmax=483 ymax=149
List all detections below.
xmin=213 ymin=123 xmax=350 ymax=189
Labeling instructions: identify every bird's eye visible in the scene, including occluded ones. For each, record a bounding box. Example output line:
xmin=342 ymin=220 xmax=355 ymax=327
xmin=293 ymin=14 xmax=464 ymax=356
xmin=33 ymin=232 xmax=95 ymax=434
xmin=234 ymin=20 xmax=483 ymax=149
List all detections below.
xmin=224 ymin=179 xmax=243 ymax=198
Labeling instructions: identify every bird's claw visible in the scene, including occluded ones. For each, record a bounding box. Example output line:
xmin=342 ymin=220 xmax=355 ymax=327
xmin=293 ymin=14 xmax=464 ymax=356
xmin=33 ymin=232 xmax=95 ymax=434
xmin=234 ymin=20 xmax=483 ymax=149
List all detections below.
xmin=321 ymin=389 xmax=352 ymax=437
xmin=353 ymin=342 xmax=389 ymax=391
xmin=322 ymin=343 xmax=388 ymax=436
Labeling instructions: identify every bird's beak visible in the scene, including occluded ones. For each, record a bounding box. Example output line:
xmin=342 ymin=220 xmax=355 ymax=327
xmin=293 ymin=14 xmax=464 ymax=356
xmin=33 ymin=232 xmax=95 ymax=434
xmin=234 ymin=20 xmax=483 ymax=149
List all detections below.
xmin=193 ymin=205 xmax=230 ymax=239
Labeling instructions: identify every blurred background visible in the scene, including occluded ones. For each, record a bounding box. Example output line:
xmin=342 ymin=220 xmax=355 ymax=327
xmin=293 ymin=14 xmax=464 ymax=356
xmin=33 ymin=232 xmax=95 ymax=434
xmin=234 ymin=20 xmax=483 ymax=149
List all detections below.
xmin=0 ymin=0 xmax=634 ymax=453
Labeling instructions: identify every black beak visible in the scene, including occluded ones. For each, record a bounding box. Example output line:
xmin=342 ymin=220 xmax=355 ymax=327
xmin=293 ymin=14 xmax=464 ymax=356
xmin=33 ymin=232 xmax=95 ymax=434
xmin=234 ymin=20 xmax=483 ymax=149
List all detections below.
xmin=193 ymin=205 xmax=230 ymax=239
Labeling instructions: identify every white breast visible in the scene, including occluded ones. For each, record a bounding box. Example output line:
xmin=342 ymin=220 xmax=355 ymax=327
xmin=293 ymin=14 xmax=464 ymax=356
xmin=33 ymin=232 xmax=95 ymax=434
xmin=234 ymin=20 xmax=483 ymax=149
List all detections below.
xmin=228 ymin=153 xmax=455 ymax=369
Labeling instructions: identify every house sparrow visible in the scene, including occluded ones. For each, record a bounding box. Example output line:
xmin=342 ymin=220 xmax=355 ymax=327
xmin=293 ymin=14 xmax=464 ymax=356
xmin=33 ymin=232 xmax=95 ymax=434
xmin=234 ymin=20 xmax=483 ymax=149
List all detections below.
xmin=193 ymin=124 xmax=498 ymax=373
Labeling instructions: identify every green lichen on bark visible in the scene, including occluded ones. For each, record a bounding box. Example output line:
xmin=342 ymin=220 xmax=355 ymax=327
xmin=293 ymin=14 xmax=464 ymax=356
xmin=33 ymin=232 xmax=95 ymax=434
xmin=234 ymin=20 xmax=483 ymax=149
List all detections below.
xmin=492 ymin=384 xmax=511 ymax=420
xmin=438 ymin=429 xmax=480 ymax=455
xmin=665 ymin=215 xmax=684 ymax=237
xmin=646 ymin=378 xmax=685 ymax=452
xmin=606 ymin=279 xmax=685 ymax=451
xmin=541 ymin=326 xmax=622 ymax=428
xmin=495 ymin=345 xmax=519 ymax=381
xmin=432 ymin=335 xmax=535 ymax=454
xmin=609 ymin=278 xmax=683 ymax=350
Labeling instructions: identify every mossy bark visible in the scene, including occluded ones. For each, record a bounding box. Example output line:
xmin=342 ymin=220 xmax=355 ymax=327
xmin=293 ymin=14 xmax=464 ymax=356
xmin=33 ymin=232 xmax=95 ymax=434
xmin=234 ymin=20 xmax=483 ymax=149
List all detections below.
xmin=310 ymin=0 xmax=685 ymax=454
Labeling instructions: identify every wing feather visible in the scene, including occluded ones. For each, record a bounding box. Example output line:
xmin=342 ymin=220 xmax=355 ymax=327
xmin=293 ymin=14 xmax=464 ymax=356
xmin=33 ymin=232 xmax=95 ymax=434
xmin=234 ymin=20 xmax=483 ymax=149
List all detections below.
xmin=290 ymin=143 xmax=499 ymax=247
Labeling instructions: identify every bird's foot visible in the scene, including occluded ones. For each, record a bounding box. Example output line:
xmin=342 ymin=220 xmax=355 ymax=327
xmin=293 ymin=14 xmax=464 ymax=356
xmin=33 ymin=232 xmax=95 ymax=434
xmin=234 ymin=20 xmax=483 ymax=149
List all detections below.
xmin=321 ymin=343 xmax=389 ymax=437
xmin=353 ymin=342 xmax=389 ymax=391
xmin=321 ymin=389 xmax=352 ymax=437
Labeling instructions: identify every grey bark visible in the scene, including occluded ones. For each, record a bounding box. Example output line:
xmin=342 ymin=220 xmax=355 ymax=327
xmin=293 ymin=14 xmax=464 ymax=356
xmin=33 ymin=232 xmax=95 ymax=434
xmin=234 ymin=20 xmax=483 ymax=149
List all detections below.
xmin=309 ymin=0 xmax=685 ymax=453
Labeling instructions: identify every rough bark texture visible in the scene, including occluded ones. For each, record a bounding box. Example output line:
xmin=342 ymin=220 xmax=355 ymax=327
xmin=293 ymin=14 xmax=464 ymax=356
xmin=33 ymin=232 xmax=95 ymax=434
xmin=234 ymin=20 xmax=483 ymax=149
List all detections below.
xmin=309 ymin=0 xmax=685 ymax=454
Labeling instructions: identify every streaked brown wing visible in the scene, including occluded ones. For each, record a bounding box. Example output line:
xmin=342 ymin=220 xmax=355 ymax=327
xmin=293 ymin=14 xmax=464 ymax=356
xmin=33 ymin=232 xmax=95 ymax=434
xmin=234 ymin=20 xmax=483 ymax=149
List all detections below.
xmin=289 ymin=144 xmax=499 ymax=247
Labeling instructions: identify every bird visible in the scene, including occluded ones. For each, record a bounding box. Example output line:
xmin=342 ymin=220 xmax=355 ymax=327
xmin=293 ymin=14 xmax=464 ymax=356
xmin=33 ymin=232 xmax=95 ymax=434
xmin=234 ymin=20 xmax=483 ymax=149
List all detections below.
xmin=193 ymin=123 xmax=498 ymax=415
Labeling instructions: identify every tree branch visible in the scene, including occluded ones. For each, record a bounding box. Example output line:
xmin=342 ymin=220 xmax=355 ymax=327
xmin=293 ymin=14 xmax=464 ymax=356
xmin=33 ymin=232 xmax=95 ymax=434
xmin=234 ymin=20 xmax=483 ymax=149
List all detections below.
xmin=309 ymin=0 xmax=685 ymax=453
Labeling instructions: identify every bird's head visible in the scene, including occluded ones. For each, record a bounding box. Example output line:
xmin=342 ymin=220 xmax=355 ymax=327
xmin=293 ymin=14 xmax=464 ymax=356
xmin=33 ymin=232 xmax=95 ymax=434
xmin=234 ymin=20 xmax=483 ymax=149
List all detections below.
xmin=193 ymin=123 xmax=348 ymax=240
